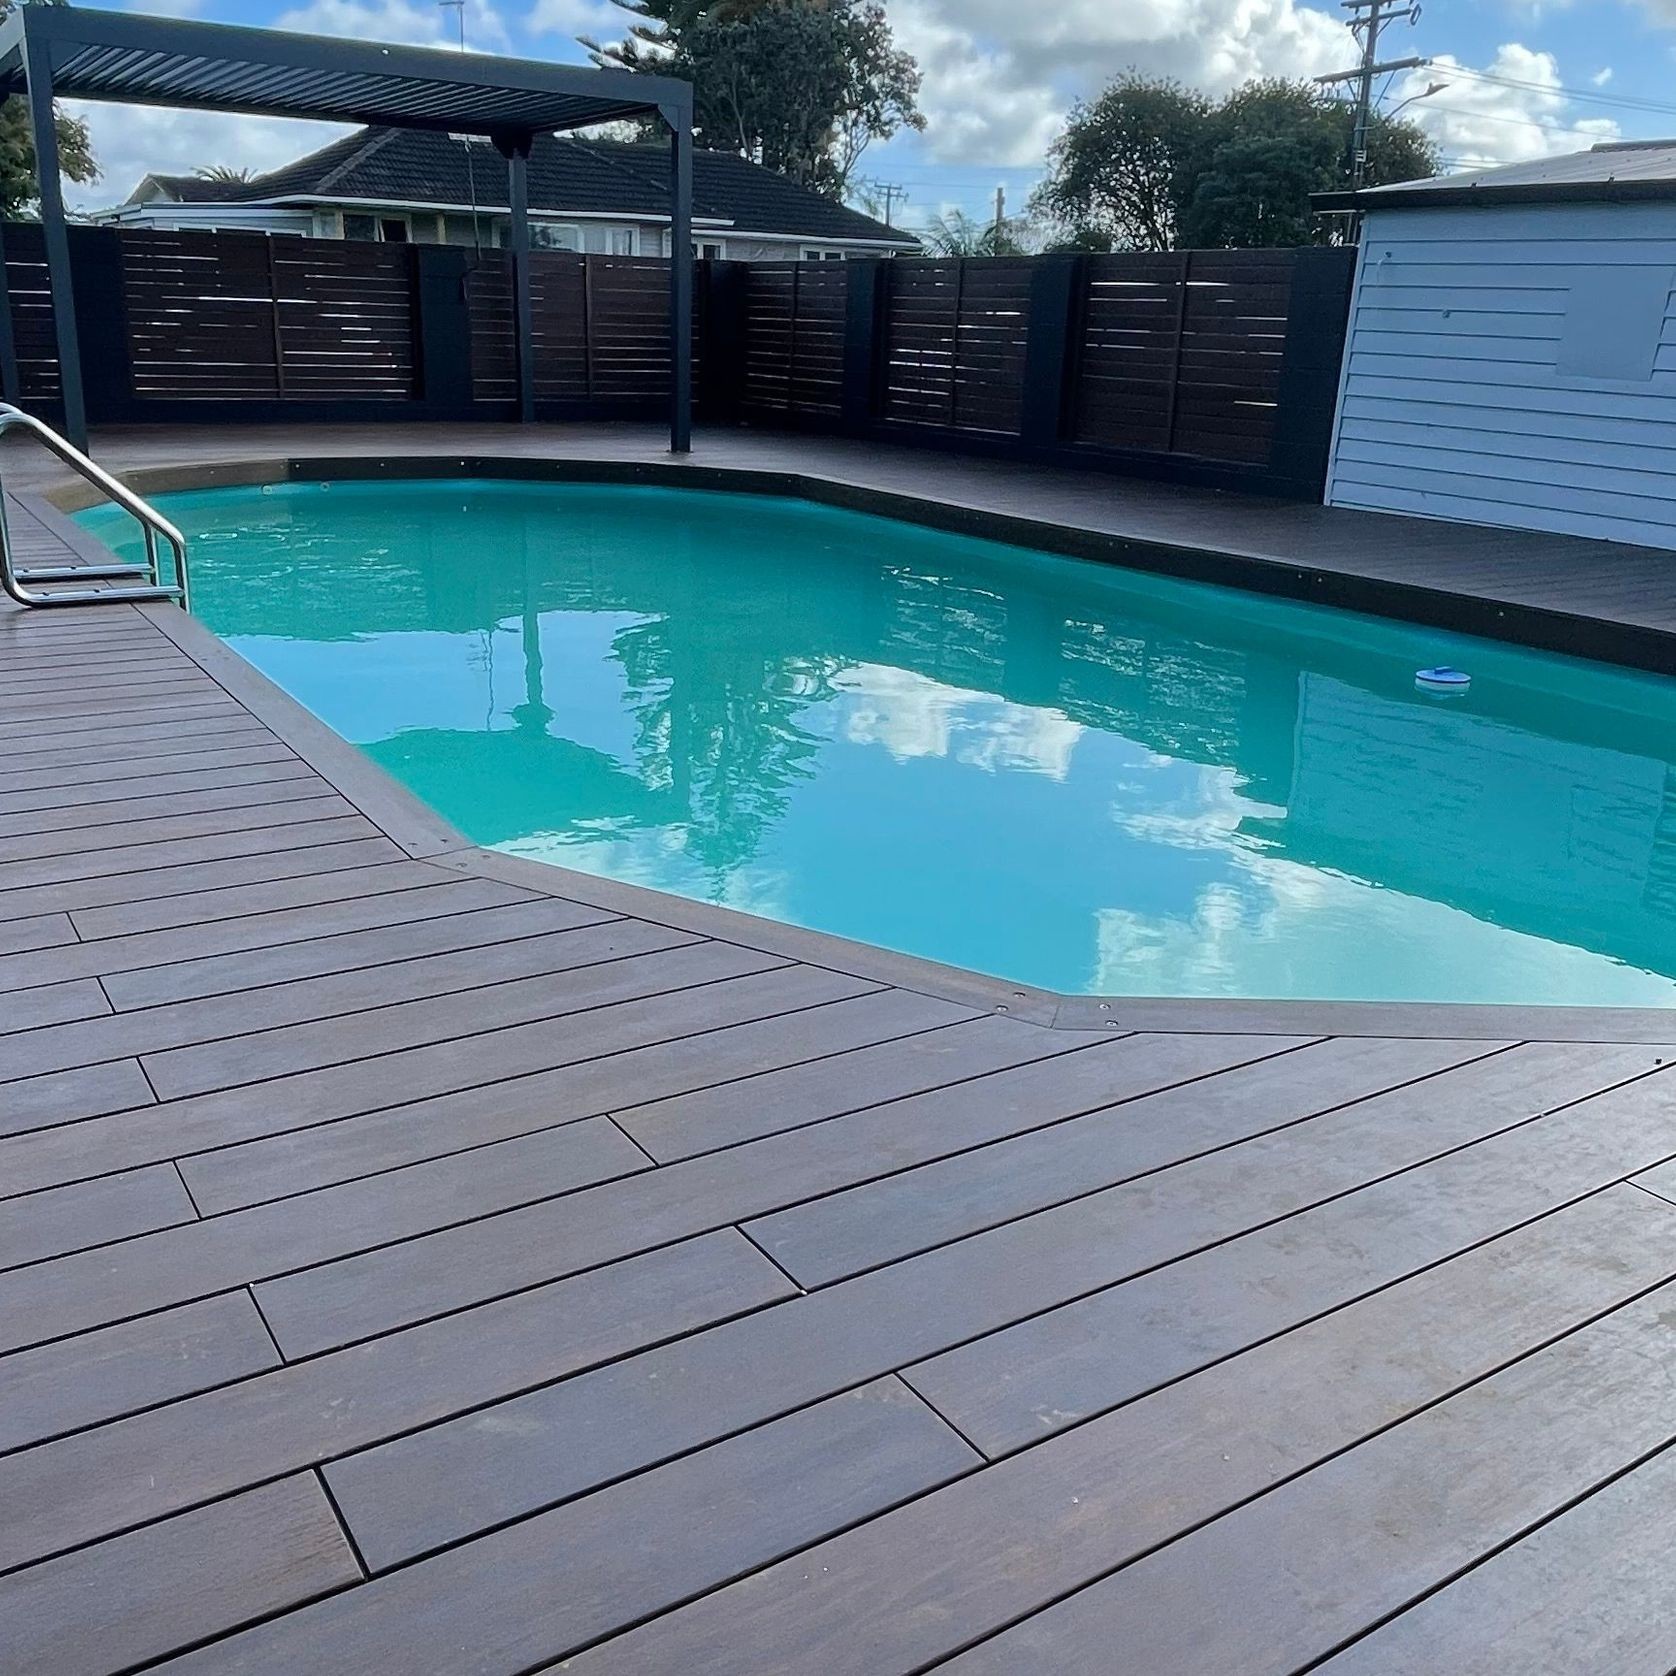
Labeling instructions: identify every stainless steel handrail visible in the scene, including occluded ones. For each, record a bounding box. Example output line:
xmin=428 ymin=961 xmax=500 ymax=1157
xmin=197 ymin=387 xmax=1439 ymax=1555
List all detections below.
xmin=0 ymin=404 xmax=189 ymax=609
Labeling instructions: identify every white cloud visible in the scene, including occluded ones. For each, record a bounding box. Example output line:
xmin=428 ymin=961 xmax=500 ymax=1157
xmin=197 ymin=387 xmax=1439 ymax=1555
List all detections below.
xmin=526 ymin=0 xmax=622 ymax=40
xmin=889 ymin=0 xmax=1356 ymax=166
xmin=836 ymin=664 xmax=1083 ymax=778
xmin=64 ymin=103 xmax=351 ymax=212
xmin=274 ymin=0 xmax=508 ymax=52
xmin=1396 ymin=44 xmax=1620 ymax=172
xmin=1592 ymin=65 xmax=1614 ymax=85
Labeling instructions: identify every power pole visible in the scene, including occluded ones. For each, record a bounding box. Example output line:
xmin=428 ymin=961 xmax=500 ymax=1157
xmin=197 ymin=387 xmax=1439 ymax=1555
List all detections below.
xmin=872 ymin=182 xmax=908 ymax=228
xmin=993 ymin=184 xmax=1005 ymax=247
xmin=1317 ymin=0 xmax=1424 ymax=191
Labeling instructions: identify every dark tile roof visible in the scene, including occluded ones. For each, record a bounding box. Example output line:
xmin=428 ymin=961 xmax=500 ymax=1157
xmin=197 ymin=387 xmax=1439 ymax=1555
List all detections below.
xmin=142 ymin=172 xmax=254 ymax=204
xmin=138 ymin=126 xmax=914 ymax=244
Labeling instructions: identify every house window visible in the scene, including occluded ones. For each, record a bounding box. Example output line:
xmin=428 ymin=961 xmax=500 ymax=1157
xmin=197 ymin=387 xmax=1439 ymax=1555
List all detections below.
xmin=694 ymin=240 xmax=724 ymax=260
xmin=800 ymin=247 xmax=846 ymax=261
xmin=343 ymin=212 xmax=377 ymax=242
xmin=379 ymin=217 xmax=410 ymax=243
xmin=532 ymin=222 xmax=583 ymax=251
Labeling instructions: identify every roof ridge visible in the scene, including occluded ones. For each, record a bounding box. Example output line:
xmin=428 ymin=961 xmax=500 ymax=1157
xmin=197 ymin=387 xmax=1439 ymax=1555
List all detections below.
xmin=313 ymin=125 xmax=404 ymax=195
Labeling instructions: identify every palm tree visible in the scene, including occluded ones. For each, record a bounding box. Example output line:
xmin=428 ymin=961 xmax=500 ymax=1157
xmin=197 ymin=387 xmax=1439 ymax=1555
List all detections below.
xmin=917 ymin=208 xmax=1033 ymax=257
xmin=194 ymin=165 xmax=255 ymax=183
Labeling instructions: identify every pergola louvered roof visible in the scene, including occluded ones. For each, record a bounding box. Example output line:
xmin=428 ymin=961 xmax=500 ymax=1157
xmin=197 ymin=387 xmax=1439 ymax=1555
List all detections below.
xmin=0 ymin=4 xmax=689 ymax=136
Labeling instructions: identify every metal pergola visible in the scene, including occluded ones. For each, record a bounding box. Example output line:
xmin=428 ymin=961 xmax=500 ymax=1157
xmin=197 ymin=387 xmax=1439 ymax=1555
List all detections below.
xmin=0 ymin=5 xmax=695 ymax=449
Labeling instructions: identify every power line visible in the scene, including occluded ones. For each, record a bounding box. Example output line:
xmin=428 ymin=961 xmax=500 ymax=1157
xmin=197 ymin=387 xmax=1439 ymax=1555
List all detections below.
xmin=1317 ymin=0 xmax=1423 ymax=192
xmin=1438 ymin=63 xmax=1676 ymax=120
xmin=870 ymin=181 xmax=909 ymax=227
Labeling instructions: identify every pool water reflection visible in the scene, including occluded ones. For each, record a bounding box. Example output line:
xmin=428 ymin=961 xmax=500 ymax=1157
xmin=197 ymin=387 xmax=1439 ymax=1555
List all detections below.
xmin=80 ymin=479 xmax=1676 ymax=1003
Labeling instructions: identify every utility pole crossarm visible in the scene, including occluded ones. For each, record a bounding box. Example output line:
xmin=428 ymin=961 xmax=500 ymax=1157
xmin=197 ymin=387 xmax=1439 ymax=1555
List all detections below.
xmin=1316 ymin=55 xmax=1428 ymax=84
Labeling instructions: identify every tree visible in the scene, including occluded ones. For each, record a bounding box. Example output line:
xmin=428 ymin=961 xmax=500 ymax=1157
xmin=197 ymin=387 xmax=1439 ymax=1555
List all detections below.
xmin=1030 ymin=75 xmax=1210 ymax=252
xmin=918 ymin=208 xmax=1034 ymax=257
xmin=1031 ymin=72 xmax=1439 ymax=251
xmin=0 ymin=0 xmax=97 ymax=219
xmin=195 ymin=165 xmax=255 ymax=184
xmin=587 ymin=0 xmax=922 ymax=199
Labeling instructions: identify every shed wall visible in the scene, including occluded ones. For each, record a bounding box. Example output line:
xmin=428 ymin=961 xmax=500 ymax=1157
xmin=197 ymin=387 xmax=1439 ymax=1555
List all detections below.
xmin=1325 ymin=200 xmax=1676 ymax=548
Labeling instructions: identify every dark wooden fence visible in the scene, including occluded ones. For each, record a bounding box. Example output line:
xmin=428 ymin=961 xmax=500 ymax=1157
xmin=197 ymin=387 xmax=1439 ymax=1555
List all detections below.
xmin=1 ymin=222 xmax=1355 ymax=497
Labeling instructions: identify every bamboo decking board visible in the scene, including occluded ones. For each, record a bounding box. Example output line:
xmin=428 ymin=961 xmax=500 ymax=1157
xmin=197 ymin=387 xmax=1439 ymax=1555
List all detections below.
xmin=5 ymin=434 xmax=1676 ymax=1673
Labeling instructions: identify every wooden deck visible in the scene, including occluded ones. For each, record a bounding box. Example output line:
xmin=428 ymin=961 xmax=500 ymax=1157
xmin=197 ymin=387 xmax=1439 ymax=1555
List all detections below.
xmin=5 ymin=434 xmax=1676 ymax=1673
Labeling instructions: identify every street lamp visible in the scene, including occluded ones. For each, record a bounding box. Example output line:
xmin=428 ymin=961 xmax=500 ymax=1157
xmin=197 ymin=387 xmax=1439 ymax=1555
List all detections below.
xmin=1385 ymin=80 xmax=1447 ymax=120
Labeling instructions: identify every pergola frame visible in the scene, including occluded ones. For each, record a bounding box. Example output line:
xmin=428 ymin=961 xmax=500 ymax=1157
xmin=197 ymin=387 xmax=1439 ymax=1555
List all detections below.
xmin=0 ymin=4 xmax=695 ymax=449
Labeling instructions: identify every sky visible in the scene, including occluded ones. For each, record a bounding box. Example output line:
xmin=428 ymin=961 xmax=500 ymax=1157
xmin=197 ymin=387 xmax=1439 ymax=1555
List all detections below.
xmin=57 ymin=0 xmax=1676 ymax=228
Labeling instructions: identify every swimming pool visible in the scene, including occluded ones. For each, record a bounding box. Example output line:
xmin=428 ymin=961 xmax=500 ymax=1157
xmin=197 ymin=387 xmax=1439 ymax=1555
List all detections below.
xmin=80 ymin=477 xmax=1676 ymax=1005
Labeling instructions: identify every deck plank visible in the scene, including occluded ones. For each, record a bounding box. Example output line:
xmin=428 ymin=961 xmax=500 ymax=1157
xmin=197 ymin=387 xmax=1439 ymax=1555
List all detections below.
xmin=0 ymin=792 xmax=354 ymax=867
xmin=183 ymin=987 xmax=976 ymax=1214
xmin=0 ymin=1115 xmax=649 ymax=1355
xmin=0 ymin=962 xmax=882 ymax=1199
xmin=0 ymin=1474 xmax=358 ymax=1676
xmin=0 ymin=773 xmax=326 ymax=840
xmin=0 ymin=911 xmax=75 ymax=957
xmin=0 ymin=1163 xmax=196 ymax=1270
xmin=66 ymin=857 xmax=459 ymax=940
xmin=933 ymin=1272 xmax=1676 ymax=1676
xmin=311 ymin=1052 xmax=1676 ymax=1567
xmin=0 ymin=917 xmax=708 ymax=1088
xmin=1312 ymin=1442 xmax=1676 ymax=1675
xmin=0 ymin=1292 xmax=277 ymax=1454
xmin=253 ymin=1036 xmax=1625 ymax=1361
xmin=138 ymin=935 xmax=799 ymax=1099
xmin=551 ymin=1186 xmax=1676 ymax=1676
xmin=153 ymin=1382 xmax=976 ymax=1674
xmin=0 ymin=876 xmax=543 ymax=998
xmin=0 ymin=1230 xmax=791 ymax=1572
xmin=0 ymin=813 xmax=382 ymax=904
xmin=0 ymin=1059 xmax=156 ymax=1138
xmin=615 ymin=1011 xmax=1114 ymax=1162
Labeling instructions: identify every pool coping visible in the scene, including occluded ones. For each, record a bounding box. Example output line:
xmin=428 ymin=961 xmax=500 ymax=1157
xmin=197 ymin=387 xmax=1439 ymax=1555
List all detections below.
xmin=37 ymin=455 xmax=1676 ymax=1043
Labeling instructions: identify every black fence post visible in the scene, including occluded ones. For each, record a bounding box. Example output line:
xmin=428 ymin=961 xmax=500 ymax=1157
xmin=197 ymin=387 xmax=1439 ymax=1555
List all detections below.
xmin=699 ymin=258 xmax=748 ymax=424
xmin=415 ymin=245 xmax=476 ymax=419
xmin=1019 ymin=253 xmax=1081 ymax=451
xmin=68 ymin=225 xmax=133 ymax=426
xmin=1267 ymin=246 xmax=1357 ymax=500
xmin=841 ymin=257 xmax=884 ymax=433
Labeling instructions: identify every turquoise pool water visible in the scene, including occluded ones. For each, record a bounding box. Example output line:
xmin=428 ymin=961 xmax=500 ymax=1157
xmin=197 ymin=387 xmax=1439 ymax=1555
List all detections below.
xmin=81 ymin=479 xmax=1676 ymax=1004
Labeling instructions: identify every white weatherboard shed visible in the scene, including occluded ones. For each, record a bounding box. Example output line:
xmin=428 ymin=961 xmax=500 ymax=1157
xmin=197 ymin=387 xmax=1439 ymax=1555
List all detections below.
xmin=1321 ymin=142 xmax=1676 ymax=549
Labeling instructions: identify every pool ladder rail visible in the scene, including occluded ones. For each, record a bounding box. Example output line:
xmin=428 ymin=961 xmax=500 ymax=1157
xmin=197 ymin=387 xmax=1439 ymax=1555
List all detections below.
xmin=0 ymin=403 xmax=189 ymax=610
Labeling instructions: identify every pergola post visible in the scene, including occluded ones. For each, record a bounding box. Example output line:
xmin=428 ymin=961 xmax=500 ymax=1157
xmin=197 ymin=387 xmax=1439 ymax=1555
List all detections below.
xmin=0 ymin=193 xmax=19 ymax=405
xmin=664 ymin=97 xmax=693 ymax=454
xmin=22 ymin=34 xmax=84 ymax=446
xmin=495 ymin=131 xmax=536 ymax=424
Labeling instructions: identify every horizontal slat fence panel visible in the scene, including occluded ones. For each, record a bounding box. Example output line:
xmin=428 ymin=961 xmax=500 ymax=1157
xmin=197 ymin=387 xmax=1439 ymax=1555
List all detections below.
xmin=272 ymin=237 xmax=416 ymax=400
xmin=118 ymin=228 xmax=417 ymax=402
xmin=1 ymin=223 xmax=61 ymax=403
xmin=0 ymin=226 xmax=1349 ymax=497
xmin=121 ymin=230 xmax=281 ymax=401
xmin=466 ymin=252 xmax=695 ymax=407
xmin=741 ymin=262 xmax=848 ymax=419
xmin=881 ymin=258 xmax=1033 ymax=436
xmin=1072 ymin=248 xmax=1296 ymax=465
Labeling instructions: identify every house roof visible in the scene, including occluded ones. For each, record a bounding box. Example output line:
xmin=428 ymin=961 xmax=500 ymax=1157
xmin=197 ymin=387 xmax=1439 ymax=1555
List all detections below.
xmin=142 ymin=173 xmax=252 ymax=204
xmin=1316 ymin=139 xmax=1676 ymax=211
xmin=140 ymin=125 xmax=917 ymax=245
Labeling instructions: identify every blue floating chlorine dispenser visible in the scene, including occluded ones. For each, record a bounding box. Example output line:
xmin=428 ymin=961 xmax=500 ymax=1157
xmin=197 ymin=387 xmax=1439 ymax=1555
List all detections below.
xmin=1415 ymin=666 xmax=1471 ymax=695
